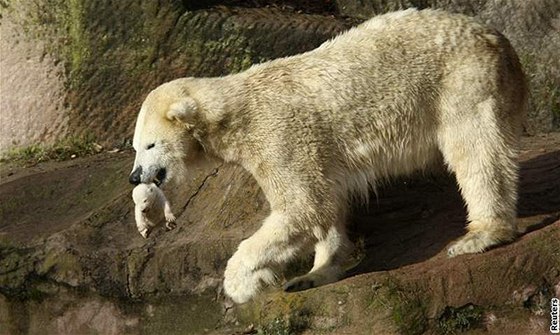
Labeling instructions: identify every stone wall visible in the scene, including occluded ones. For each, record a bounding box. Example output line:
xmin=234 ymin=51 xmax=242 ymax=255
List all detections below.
xmin=0 ymin=0 xmax=558 ymax=152
xmin=0 ymin=1 xmax=349 ymax=152
xmin=0 ymin=3 xmax=69 ymax=151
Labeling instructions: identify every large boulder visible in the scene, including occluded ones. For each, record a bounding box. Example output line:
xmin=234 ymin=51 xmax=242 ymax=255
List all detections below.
xmin=0 ymin=132 xmax=558 ymax=334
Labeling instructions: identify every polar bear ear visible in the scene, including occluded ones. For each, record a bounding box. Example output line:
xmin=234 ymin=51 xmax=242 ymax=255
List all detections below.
xmin=167 ymin=97 xmax=198 ymax=125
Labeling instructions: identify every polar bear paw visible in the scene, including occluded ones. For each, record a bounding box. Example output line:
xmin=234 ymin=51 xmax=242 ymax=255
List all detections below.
xmin=283 ymin=267 xmax=342 ymax=293
xmin=447 ymin=231 xmax=498 ymax=257
xmin=223 ymin=254 xmax=276 ymax=304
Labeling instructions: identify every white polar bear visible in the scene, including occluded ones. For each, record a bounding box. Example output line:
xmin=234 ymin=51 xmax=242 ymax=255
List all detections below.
xmin=129 ymin=9 xmax=527 ymax=303
xmin=132 ymin=183 xmax=176 ymax=238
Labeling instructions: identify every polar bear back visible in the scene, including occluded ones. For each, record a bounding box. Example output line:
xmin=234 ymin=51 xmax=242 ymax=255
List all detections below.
xmin=236 ymin=9 xmax=523 ymax=181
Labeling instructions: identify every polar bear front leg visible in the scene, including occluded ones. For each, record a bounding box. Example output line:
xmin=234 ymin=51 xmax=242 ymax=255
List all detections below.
xmin=223 ymin=211 xmax=305 ymax=304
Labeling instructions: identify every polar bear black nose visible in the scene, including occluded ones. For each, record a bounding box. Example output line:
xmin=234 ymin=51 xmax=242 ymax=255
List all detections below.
xmin=129 ymin=167 xmax=142 ymax=185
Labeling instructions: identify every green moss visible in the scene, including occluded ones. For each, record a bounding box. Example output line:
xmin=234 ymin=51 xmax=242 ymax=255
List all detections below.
xmin=10 ymin=0 xmax=89 ymax=87
xmin=0 ymin=234 xmax=18 ymax=249
xmin=0 ymin=247 xmax=36 ymax=293
xmin=382 ymin=278 xmax=428 ymax=335
xmin=257 ymin=309 xmax=311 ymax=335
xmin=0 ymin=251 xmax=25 ymax=274
xmin=0 ymin=134 xmax=98 ymax=165
xmin=66 ymin=0 xmax=89 ymax=87
xmin=437 ymin=304 xmax=484 ymax=334
xmin=180 ymin=28 xmax=258 ymax=75
xmin=126 ymin=248 xmax=153 ymax=298
xmin=259 ymin=317 xmax=291 ymax=335
xmin=38 ymin=249 xmax=81 ymax=278
xmin=237 ymin=292 xmax=312 ymax=335
xmin=0 ymin=0 xmax=10 ymax=12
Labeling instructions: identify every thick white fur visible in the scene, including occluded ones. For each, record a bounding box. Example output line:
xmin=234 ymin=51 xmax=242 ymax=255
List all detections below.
xmin=130 ymin=9 xmax=527 ymax=303
xmin=132 ymin=183 xmax=176 ymax=238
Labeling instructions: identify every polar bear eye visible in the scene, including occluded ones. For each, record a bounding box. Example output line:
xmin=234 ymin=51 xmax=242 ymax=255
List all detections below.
xmin=146 ymin=143 xmax=155 ymax=150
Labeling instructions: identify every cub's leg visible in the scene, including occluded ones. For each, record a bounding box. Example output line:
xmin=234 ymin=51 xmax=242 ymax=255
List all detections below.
xmin=163 ymin=200 xmax=176 ymax=229
xmin=134 ymin=208 xmax=151 ymax=238
xmin=284 ymin=222 xmax=352 ymax=292
xmin=223 ymin=210 xmax=309 ymax=303
xmin=439 ymin=98 xmax=520 ymax=257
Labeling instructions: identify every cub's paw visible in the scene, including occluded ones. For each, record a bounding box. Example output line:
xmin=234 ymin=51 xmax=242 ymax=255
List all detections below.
xmin=223 ymin=255 xmax=275 ymax=304
xmin=139 ymin=228 xmax=149 ymax=239
xmin=165 ymin=213 xmax=176 ymax=223
xmin=165 ymin=220 xmax=177 ymax=230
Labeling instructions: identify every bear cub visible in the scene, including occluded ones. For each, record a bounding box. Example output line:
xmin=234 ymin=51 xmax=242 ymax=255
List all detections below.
xmin=132 ymin=183 xmax=176 ymax=238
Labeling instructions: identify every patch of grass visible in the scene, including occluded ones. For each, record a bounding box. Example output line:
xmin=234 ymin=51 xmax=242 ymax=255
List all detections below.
xmin=0 ymin=246 xmax=38 ymax=294
xmin=384 ymin=279 xmax=428 ymax=335
xmin=437 ymin=304 xmax=484 ymax=334
xmin=0 ymin=135 xmax=100 ymax=165
xmin=258 ymin=310 xmax=311 ymax=335
xmin=259 ymin=317 xmax=293 ymax=335
xmin=240 ymin=292 xmax=312 ymax=335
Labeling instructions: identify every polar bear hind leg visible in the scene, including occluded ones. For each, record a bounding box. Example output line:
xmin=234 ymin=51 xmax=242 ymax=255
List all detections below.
xmin=439 ymin=94 xmax=520 ymax=257
xmin=284 ymin=222 xmax=352 ymax=292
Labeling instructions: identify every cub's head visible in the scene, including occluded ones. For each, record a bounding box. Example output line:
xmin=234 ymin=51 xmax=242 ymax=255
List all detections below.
xmin=129 ymin=80 xmax=202 ymax=188
xmin=132 ymin=183 xmax=158 ymax=212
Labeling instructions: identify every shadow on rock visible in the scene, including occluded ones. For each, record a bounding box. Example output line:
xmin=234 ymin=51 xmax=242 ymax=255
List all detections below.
xmin=518 ymin=149 xmax=560 ymax=226
xmin=347 ymin=149 xmax=560 ymax=277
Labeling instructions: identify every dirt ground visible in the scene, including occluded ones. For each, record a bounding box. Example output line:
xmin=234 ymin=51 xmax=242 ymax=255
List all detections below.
xmin=0 ymin=133 xmax=559 ymax=335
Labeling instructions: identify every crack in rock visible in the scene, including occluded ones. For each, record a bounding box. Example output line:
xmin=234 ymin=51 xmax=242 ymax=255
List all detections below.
xmin=179 ymin=164 xmax=223 ymax=216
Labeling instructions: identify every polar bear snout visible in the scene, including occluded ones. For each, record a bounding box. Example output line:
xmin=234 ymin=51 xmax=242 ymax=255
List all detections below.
xmin=129 ymin=166 xmax=167 ymax=186
xmin=129 ymin=166 xmax=142 ymax=185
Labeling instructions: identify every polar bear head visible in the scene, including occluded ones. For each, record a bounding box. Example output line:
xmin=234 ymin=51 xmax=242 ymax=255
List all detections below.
xmin=129 ymin=79 xmax=202 ymax=187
